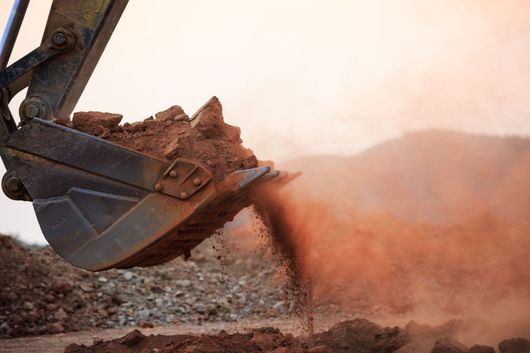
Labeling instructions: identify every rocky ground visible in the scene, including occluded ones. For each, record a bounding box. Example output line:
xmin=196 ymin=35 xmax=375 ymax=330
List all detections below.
xmin=2 ymin=231 xmax=529 ymax=353
xmin=0 ymin=227 xmax=298 ymax=338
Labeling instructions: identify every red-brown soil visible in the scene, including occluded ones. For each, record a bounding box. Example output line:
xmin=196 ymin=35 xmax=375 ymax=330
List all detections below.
xmin=64 ymin=319 xmax=408 ymax=353
xmin=50 ymin=319 xmax=530 ymax=353
xmin=70 ymin=97 xmax=257 ymax=182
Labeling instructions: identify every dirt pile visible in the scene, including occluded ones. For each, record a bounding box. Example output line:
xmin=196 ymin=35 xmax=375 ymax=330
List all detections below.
xmin=308 ymin=319 xmax=407 ymax=353
xmin=64 ymin=319 xmax=408 ymax=353
xmin=0 ymin=233 xmax=297 ymax=338
xmin=70 ymin=96 xmax=257 ymax=182
xmin=60 ymin=319 xmax=530 ymax=353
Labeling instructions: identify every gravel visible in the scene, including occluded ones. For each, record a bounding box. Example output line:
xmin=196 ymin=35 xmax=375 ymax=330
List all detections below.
xmin=0 ymin=229 xmax=296 ymax=338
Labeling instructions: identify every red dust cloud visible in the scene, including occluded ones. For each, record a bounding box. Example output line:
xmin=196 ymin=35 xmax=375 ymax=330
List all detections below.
xmin=248 ymin=130 xmax=530 ymax=341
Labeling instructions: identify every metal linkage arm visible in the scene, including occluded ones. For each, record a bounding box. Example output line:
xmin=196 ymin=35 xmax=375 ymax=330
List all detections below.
xmin=0 ymin=0 xmax=30 ymax=70
xmin=0 ymin=0 xmax=128 ymax=124
xmin=23 ymin=0 xmax=128 ymax=122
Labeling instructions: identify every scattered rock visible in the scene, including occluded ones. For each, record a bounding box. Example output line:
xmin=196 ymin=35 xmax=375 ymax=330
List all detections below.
xmin=119 ymin=329 xmax=145 ymax=346
xmin=309 ymin=319 xmax=408 ymax=353
xmin=122 ymin=271 xmax=134 ymax=281
xmin=139 ymin=320 xmax=154 ymax=328
xmin=470 ymin=345 xmax=495 ymax=353
xmin=155 ymin=105 xmax=188 ymax=122
xmin=72 ymin=111 xmax=122 ymax=137
xmin=499 ymin=338 xmax=530 ymax=353
xmin=52 ymin=281 xmax=72 ymax=294
xmin=0 ymin=233 xmax=294 ymax=338
xmin=54 ymin=308 xmax=69 ymax=321
xmin=46 ymin=322 xmax=64 ymax=334
xmin=194 ymin=303 xmax=206 ymax=314
xmin=432 ymin=337 xmax=469 ymax=353
xmin=64 ymin=343 xmax=84 ymax=353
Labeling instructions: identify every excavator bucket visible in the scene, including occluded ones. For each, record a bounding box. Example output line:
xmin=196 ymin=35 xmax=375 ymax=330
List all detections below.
xmin=2 ymin=117 xmax=287 ymax=271
xmin=0 ymin=0 xmax=292 ymax=271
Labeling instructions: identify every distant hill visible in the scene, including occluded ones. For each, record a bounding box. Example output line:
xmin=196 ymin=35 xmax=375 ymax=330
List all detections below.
xmin=282 ymin=130 xmax=530 ymax=225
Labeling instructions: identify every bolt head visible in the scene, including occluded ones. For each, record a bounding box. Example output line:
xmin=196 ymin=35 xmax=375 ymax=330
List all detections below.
xmin=5 ymin=177 xmax=21 ymax=192
xmin=179 ymin=191 xmax=188 ymax=199
xmin=52 ymin=32 xmax=67 ymax=46
xmin=154 ymin=183 xmax=163 ymax=192
xmin=22 ymin=103 xmax=40 ymax=118
xmin=192 ymin=177 xmax=202 ymax=186
xmin=169 ymin=170 xmax=178 ymax=178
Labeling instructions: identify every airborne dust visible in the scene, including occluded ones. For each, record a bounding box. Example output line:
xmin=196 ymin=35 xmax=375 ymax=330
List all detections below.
xmin=250 ymin=130 xmax=530 ymax=345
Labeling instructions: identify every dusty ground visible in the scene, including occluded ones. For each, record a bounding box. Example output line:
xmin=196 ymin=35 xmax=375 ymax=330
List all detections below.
xmin=3 ymin=317 xmax=530 ymax=353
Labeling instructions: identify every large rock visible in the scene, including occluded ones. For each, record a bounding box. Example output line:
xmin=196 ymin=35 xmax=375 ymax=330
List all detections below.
xmin=308 ymin=319 xmax=408 ymax=353
xmin=431 ymin=337 xmax=469 ymax=353
xmin=499 ymin=338 xmax=530 ymax=353
xmin=72 ymin=111 xmax=122 ymax=136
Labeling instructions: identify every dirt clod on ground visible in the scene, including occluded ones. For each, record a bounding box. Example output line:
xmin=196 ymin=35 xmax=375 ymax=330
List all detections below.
xmin=308 ymin=319 xmax=408 ymax=353
xmin=64 ymin=319 xmax=409 ymax=353
xmin=431 ymin=337 xmax=469 ymax=353
xmin=71 ymin=97 xmax=257 ymax=182
xmin=499 ymin=338 xmax=530 ymax=353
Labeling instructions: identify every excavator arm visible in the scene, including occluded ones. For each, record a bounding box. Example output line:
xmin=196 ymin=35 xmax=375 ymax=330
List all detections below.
xmin=0 ymin=0 xmax=285 ymax=271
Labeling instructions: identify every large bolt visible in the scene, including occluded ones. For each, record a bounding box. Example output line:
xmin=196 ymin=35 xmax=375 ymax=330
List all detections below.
xmin=179 ymin=191 xmax=188 ymax=199
xmin=5 ymin=176 xmax=22 ymax=193
xmin=192 ymin=177 xmax=202 ymax=186
xmin=52 ymin=32 xmax=67 ymax=47
xmin=169 ymin=170 xmax=178 ymax=178
xmin=154 ymin=183 xmax=163 ymax=192
xmin=22 ymin=103 xmax=40 ymax=119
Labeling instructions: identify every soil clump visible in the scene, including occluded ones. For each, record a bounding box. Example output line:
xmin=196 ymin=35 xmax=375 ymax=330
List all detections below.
xmin=70 ymin=97 xmax=257 ymax=182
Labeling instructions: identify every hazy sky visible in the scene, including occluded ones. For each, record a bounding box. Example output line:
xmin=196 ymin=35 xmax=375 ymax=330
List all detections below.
xmin=1 ymin=0 xmax=530 ymax=243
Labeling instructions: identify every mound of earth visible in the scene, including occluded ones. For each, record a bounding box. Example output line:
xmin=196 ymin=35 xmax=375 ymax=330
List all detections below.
xmin=61 ymin=319 xmax=530 ymax=353
xmin=70 ymin=96 xmax=257 ymax=182
xmin=65 ymin=319 xmax=409 ymax=353
xmin=0 ymin=233 xmax=296 ymax=338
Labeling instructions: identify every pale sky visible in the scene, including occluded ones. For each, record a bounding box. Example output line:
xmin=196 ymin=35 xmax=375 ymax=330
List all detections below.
xmin=1 ymin=0 xmax=530 ymax=243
